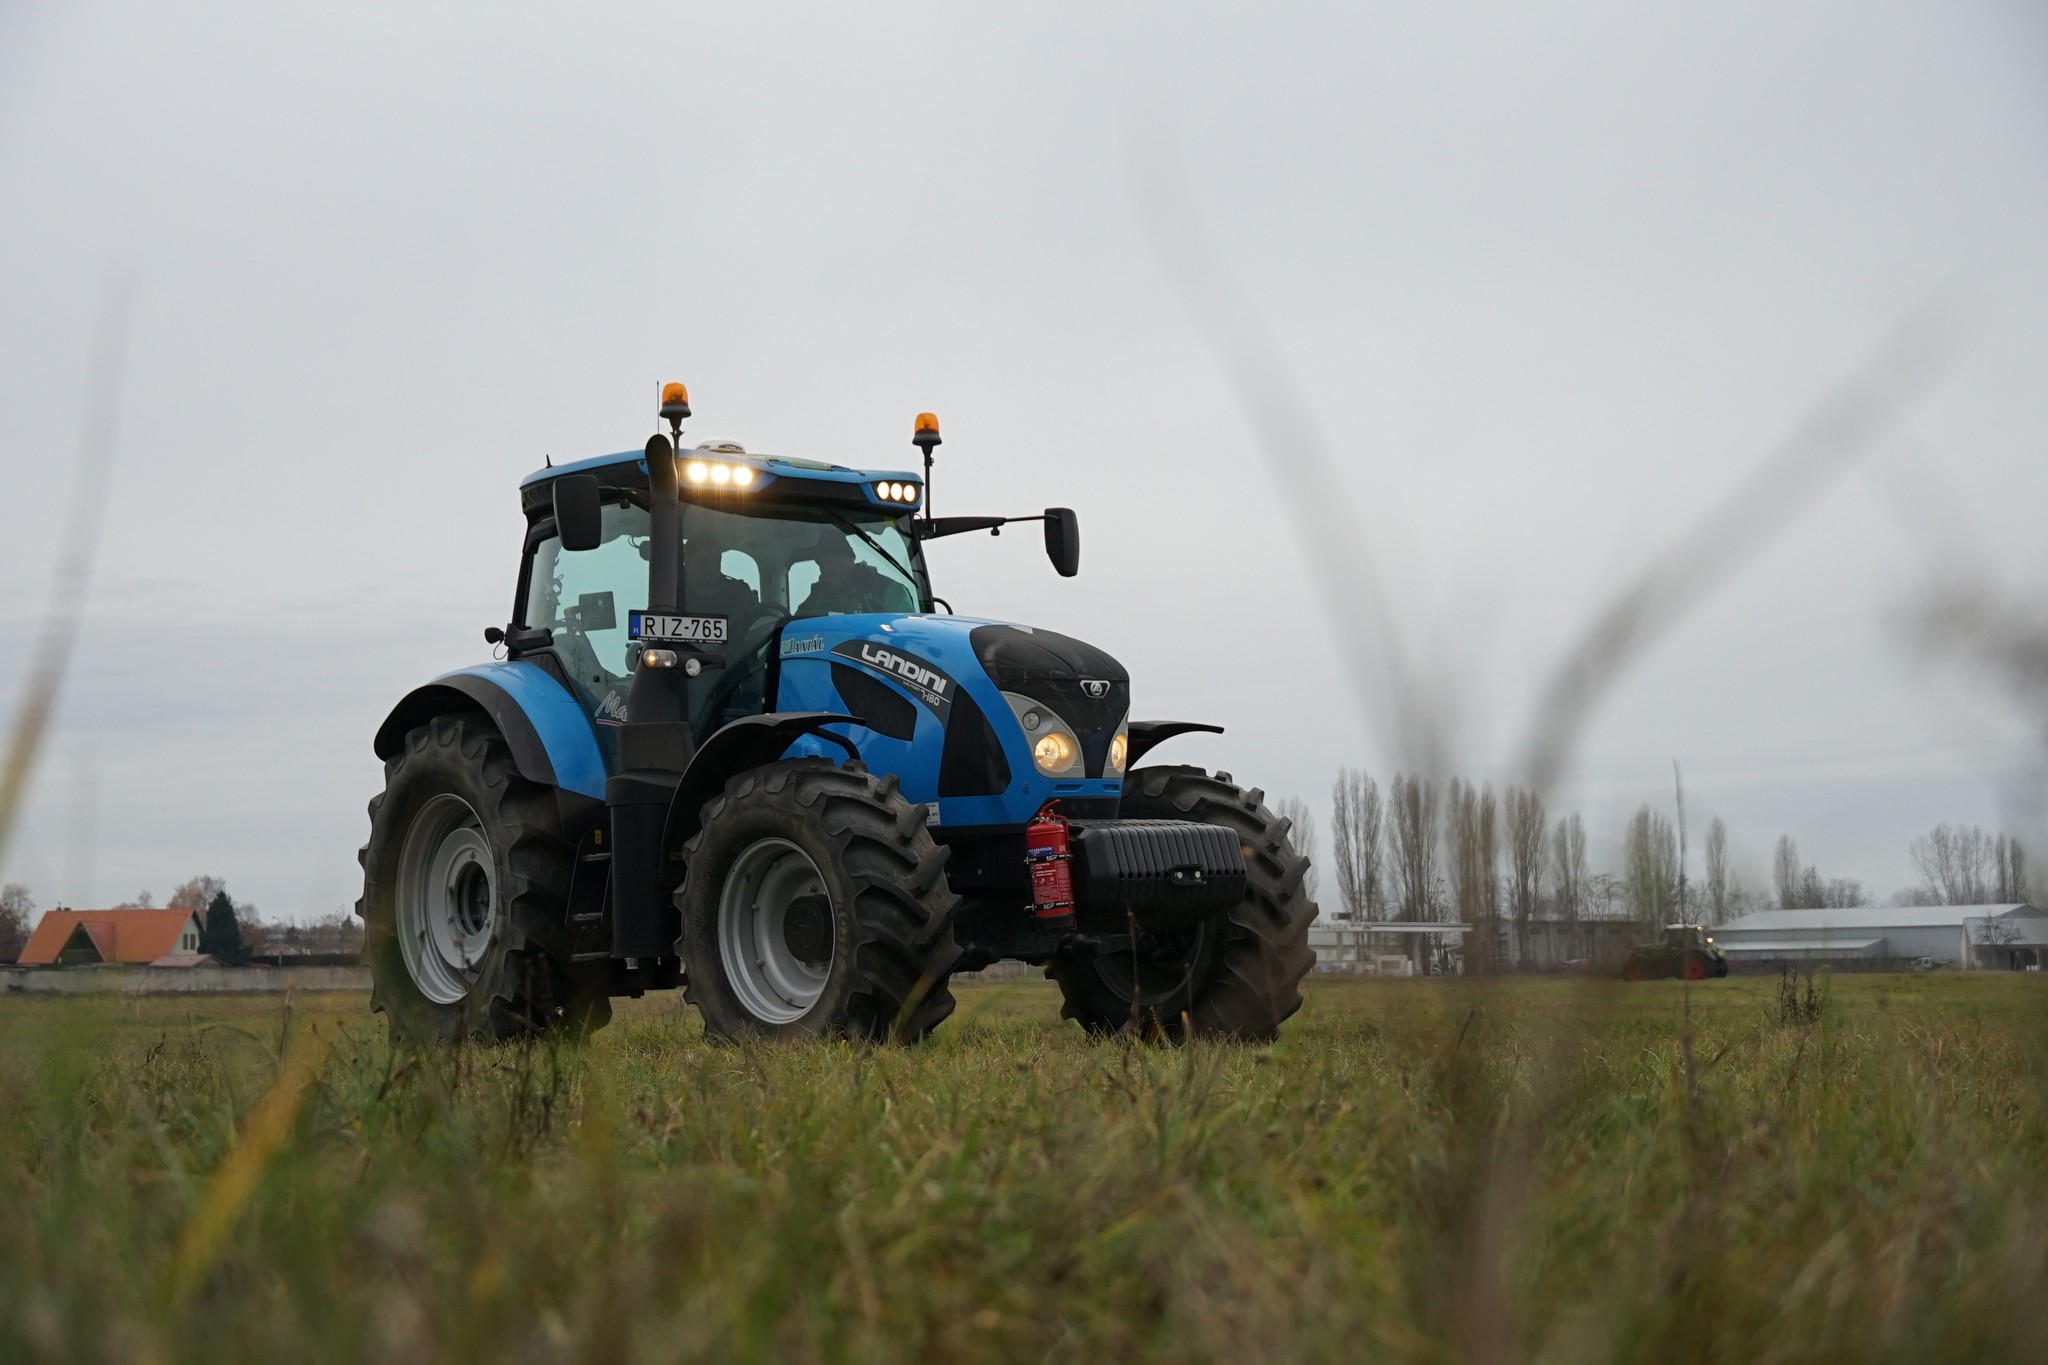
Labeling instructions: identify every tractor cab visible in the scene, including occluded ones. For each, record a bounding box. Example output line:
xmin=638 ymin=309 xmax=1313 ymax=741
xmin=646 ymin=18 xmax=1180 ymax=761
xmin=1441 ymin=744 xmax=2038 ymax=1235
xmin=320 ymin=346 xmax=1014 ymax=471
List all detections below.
xmin=512 ymin=443 xmax=931 ymax=746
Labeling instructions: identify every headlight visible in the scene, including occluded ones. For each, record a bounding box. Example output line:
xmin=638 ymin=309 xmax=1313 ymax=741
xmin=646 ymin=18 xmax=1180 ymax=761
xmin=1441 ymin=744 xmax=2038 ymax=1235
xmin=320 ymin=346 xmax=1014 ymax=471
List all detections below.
xmin=1002 ymin=691 xmax=1083 ymax=777
xmin=1108 ymin=729 xmax=1127 ymax=774
xmin=1033 ymin=731 xmax=1078 ymax=775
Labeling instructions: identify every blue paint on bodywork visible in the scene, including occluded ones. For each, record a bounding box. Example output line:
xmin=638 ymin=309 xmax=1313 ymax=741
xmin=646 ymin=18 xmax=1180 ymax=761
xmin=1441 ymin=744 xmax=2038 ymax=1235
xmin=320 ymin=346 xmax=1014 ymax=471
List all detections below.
xmin=771 ymin=613 xmax=1123 ymax=827
xmin=436 ymin=661 xmax=608 ymax=801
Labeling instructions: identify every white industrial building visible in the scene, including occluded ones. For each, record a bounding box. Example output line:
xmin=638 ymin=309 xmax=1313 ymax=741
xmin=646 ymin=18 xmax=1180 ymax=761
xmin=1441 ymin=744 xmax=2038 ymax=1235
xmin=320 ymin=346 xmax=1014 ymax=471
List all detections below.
xmin=1308 ymin=922 xmax=1470 ymax=976
xmin=1711 ymin=904 xmax=2048 ymax=971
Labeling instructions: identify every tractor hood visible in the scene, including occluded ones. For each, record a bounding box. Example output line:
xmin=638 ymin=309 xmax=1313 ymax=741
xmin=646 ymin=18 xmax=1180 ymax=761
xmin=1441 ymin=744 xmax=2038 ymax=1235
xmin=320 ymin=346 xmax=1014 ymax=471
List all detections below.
xmin=964 ymin=621 xmax=1130 ymax=776
xmin=770 ymin=612 xmax=1130 ymax=827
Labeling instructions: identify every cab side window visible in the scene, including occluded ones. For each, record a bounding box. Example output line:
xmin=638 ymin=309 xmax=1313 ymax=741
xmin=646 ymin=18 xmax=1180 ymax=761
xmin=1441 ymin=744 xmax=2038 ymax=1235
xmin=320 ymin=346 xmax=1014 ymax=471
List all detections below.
xmin=524 ymin=502 xmax=651 ymax=715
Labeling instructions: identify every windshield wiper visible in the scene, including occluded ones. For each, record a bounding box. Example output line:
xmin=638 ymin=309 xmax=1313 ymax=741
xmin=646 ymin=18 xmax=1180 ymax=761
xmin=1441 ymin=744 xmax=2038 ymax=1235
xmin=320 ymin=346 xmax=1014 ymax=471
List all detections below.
xmin=826 ymin=511 xmax=922 ymax=596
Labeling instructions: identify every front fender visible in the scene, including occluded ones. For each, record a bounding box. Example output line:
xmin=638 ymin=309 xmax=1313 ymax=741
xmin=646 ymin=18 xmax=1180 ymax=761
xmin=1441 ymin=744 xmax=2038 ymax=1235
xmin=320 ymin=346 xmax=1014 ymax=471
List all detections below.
xmin=659 ymin=712 xmax=860 ymax=855
xmin=373 ymin=662 xmax=607 ymax=801
xmin=1126 ymin=721 xmax=1225 ymax=768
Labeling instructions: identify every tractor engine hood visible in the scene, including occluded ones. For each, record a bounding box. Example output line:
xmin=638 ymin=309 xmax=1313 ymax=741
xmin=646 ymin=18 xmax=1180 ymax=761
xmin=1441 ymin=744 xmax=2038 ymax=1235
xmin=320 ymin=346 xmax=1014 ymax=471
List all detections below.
xmin=771 ymin=613 xmax=1131 ymax=825
xmin=964 ymin=622 xmax=1130 ymax=777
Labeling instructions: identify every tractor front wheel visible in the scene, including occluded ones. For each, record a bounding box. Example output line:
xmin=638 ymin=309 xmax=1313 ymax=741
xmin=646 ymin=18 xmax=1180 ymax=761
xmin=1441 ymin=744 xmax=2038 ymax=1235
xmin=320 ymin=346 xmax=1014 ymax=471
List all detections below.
xmin=1048 ymin=766 xmax=1317 ymax=1042
xmin=678 ymin=760 xmax=959 ymax=1042
xmin=357 ymin=715 xmax=611 ymax=1042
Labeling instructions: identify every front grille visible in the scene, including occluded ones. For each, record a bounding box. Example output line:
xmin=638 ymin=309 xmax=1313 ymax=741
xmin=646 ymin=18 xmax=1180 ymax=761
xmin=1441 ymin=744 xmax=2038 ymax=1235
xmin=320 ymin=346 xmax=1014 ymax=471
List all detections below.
xmin=970 ymin=624 xmax=1130 ymax=778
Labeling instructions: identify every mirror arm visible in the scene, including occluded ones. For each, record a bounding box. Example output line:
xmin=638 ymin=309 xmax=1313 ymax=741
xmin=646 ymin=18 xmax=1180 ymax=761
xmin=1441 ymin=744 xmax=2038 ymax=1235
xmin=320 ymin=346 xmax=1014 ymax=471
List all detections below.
xmin=915 ymin=515 xmax=1020 ymax=540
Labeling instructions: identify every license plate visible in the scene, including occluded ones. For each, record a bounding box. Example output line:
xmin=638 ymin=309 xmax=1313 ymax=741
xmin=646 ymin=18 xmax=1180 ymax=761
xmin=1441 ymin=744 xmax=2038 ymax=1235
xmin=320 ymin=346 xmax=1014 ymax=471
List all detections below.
xmin=628 ymin=612 xmax=728 ymax=644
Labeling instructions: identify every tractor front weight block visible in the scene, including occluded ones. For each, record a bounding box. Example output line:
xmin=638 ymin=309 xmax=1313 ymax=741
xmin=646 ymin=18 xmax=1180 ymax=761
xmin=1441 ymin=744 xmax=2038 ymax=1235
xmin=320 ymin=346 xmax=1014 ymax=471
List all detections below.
xmin=1068 ymin=819 xmax=1248 ymax=935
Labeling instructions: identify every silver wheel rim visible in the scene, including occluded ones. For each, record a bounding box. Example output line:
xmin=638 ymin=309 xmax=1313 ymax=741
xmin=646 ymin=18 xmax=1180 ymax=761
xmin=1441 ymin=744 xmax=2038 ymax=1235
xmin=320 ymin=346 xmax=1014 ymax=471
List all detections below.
xmin=395 ymin=793 xmax=497 ymax=1005
xmin=717 ymin=837 xmax=834 ymax=1024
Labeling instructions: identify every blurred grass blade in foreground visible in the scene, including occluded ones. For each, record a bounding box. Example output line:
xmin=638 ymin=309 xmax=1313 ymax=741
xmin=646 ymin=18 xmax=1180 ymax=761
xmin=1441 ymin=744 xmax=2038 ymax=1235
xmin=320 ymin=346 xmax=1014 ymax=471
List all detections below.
xmin=0 ymin=279 xmax=135 ymax=870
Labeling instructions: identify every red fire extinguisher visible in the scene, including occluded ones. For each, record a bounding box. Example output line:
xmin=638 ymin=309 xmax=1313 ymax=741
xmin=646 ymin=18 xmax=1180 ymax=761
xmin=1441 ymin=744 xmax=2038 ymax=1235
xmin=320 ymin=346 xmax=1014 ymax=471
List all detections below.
xmin=1025 ymin=803 xmax=1076 ymax=933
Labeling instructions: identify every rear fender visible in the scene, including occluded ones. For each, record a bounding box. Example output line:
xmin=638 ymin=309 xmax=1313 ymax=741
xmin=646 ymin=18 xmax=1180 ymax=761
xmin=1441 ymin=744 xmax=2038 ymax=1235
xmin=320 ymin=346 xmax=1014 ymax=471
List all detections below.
xmin=374 ymin=662 xmax=607 ymax=801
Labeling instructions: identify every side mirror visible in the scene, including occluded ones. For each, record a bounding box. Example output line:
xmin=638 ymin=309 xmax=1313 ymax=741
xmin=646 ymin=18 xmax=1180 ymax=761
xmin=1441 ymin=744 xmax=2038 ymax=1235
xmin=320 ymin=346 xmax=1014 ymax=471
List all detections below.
xmin=553 ymin=474 xmax=603 ymax=552
xmin=1043 ymin=507 xmax=1080 ymax=578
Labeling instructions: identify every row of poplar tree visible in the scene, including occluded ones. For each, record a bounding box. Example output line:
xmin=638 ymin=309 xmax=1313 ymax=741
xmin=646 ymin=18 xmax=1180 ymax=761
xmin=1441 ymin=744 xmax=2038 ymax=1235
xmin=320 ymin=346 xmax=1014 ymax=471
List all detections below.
xmin=1279 ymin=771 xmax=2037 ymax=947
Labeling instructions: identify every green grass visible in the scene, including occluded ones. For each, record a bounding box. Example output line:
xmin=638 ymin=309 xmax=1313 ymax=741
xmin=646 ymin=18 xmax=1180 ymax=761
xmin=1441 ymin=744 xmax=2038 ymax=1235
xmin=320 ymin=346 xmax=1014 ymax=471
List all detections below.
xmin=2 ymin=974 xmax=2045 ymax=1362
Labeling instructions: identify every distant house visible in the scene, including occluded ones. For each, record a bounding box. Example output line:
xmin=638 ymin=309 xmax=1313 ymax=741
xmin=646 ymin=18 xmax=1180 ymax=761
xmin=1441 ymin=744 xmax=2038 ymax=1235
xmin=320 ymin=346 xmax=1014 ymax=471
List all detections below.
xmin=1712 ymin=904 xmax=2048 ymax=970
xmin=15 ymin=908 xmax=206 ymax=966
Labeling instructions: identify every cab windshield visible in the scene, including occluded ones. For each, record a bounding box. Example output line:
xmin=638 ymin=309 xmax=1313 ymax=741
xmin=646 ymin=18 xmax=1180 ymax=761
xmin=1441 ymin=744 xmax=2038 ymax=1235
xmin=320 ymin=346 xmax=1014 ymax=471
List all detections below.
xmin=524 ymin=497 xmax=925 ymax=736
xmin=683 ymin=501 xmax=922 ymax=624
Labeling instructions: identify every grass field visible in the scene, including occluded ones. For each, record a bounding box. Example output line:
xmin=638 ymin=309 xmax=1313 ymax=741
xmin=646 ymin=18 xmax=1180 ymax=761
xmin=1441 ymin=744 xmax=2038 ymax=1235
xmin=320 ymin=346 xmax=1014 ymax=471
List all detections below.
xmin=3 ymin=974 xmax=2045 ymax=1363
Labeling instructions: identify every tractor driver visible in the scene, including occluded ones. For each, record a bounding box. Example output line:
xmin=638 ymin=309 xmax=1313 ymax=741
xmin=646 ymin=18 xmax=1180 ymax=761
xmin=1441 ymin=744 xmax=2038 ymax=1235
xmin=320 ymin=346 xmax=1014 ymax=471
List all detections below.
xmin=794 ymin=532 xmax=906 ymax=617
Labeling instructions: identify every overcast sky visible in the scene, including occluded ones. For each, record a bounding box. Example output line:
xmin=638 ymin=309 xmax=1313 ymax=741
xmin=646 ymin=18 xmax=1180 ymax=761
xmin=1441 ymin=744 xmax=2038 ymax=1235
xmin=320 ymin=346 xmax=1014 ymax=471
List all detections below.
xmin=4 ymin=2 xmax=2048 ymax=920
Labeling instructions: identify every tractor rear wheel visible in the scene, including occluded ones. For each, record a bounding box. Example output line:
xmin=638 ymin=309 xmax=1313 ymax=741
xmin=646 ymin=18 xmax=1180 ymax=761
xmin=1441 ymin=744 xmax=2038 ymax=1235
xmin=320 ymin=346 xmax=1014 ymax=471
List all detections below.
xmin=357 ymin=715 xmax=612 ymax=1042
xmin=677 ymin=759 xmax=959 ymax=1042
xmin=1048 ymin=766 xmax=1316 ymax=1042
xmin=1681 ymin=951 xmax=1711 ymax=982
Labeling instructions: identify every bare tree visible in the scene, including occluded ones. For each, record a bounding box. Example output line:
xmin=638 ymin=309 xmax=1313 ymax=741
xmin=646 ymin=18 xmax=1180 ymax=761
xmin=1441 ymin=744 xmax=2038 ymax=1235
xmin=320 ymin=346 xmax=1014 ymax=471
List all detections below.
xmin=0 ymin=882 xmax=32 ymax=962
xmin=1624 ymin=806 xmax=1679 ymax=928
xmin=1447 ymin=780 xmax=1502 ymax=971
xmin=1274 ymin=797 xmax=1320 ymax=903
xmin=1993 ymin=833 xmax=2028 ymax=903
xmin=1329 ymin=769 xmax=1384 ymax=921
xmin=1478 ymin=784 xmax=1499 ymax=960
xmin=1387 ymin=773 xmax=1440 ymax=922
xmin=1972 ymin=915 xmax=2023 ymax=949
xmin=1910 ymin=824 xmax=1997 ymax=905
xmin=1822 ymin=877 xmax=1867 ymax=908
xmin=169 ymin=874 xmax=230 ymax=912
xmin=1551 ymin=813 xmax=1588 ymax=952
xmin=1703 ymin=818 xmax=1729 ymax=923
xmin=1504 ymin=786 xmax=1546 ymax=965
xmin=116 ymin=890 xmax=155 ymax=909
xmin=1773 ymin=835 xmax=1801 ymax=910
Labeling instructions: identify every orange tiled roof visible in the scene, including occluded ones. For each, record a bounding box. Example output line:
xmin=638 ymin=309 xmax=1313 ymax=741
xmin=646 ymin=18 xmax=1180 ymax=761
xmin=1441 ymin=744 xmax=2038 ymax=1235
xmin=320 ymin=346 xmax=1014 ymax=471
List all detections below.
xmin=17 ymin=908 xmax=203 ymax=965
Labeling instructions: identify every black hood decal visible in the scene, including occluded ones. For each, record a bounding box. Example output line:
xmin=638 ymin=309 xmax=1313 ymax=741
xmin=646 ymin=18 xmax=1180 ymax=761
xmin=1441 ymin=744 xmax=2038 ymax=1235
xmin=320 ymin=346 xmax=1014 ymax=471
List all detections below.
xmin=831 ymin=639 xmax=956 ymax=723
xmin=970 ymin=624 xmax=1129 ymax=776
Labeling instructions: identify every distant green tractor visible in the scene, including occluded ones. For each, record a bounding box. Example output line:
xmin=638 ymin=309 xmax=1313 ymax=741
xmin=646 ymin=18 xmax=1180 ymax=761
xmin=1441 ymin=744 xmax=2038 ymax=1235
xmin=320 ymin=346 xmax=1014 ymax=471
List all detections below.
xmin=1621 ymin=924 xmax=1729 ymax=982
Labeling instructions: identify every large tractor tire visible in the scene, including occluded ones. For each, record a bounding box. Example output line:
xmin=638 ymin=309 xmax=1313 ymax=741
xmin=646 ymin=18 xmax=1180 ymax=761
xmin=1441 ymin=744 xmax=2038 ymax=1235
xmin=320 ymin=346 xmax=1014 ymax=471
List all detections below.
xmin=1681 ymin=950 xmax=1712 ymax=982
xmin=357 ymin=715 xmax=612 ymax=1043
xmin=1048 ymin=766 xmax=1317 ymax=1042
xmin=678 ymin=759 xmax=959 ymax=1043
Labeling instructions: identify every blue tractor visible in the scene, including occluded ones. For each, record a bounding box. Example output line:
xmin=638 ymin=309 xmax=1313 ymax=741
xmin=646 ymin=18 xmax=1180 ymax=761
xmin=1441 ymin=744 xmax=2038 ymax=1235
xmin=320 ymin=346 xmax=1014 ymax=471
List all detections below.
xmin=358 ymin=386 xmax=1317 ymax=1042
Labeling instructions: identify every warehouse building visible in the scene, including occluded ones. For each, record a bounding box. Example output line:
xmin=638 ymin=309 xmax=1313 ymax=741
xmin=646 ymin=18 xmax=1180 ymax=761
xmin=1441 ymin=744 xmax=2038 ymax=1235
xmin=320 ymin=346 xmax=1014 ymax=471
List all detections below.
xmin=1710 ymin=904 xmax=2047 ymax=971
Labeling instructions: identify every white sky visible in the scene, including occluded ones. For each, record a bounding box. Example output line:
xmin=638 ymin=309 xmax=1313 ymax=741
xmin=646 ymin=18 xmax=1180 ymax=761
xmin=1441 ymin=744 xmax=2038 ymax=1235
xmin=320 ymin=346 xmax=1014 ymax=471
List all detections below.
xmin=4 ymin=2 xmax=2047 ymax=919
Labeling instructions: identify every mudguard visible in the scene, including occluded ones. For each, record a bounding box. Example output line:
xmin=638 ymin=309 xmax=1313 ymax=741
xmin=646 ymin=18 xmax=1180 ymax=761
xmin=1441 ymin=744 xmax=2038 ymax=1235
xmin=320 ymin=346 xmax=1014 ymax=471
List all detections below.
xmin=373 ymin=662 xmax=607 ymax=801
xmin=1125 ymin=721 xmax=1224 ymax=768
xmin=660 ymin=712 xmax=861 ymax=854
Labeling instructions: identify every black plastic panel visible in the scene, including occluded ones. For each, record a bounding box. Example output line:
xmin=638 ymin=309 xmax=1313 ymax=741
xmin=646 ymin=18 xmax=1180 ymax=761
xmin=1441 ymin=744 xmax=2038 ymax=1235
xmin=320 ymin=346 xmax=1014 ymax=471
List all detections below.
xmin=937 ymin=688 xmax=1011 ymax=796
xmin=830 ymin=662 xmax=918 ymax=741
xmin=1071 ymin=819 xmax=1246 ymax=934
